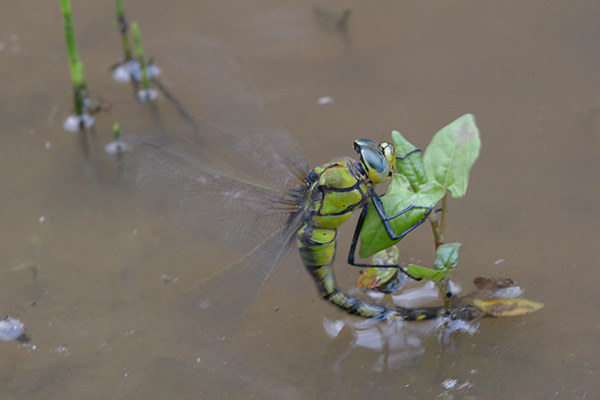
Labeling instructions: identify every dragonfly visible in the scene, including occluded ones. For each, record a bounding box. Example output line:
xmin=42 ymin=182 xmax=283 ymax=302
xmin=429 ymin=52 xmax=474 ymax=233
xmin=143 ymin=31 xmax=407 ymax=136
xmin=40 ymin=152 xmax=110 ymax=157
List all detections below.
xmin=126 ymin=34 xmax=450 ymax=333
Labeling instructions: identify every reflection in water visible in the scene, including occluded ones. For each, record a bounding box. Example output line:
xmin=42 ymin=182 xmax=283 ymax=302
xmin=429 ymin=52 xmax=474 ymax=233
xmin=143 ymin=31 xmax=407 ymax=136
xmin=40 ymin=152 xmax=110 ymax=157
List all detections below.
xmin=322 ymin=281 xmax=479 ymax=373
xmin=324 ymin=316 xmax=438 ymax=372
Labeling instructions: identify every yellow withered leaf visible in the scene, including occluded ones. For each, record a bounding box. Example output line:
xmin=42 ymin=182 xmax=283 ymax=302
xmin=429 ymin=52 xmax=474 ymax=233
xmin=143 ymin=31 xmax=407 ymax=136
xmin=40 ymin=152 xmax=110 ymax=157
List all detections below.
xmin=473 ymin=298 xmax=544 ymax=317
xmin=355 ymin=246 xmax=400 ymax=291
xmin=356 ymin=267 xmax=397 ymax=290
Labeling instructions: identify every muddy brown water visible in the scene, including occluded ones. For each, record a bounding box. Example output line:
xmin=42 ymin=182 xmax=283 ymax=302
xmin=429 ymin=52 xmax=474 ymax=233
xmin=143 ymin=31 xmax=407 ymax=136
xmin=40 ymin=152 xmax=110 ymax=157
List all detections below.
xmin=1 ymin=1 xmax=599 ymax=399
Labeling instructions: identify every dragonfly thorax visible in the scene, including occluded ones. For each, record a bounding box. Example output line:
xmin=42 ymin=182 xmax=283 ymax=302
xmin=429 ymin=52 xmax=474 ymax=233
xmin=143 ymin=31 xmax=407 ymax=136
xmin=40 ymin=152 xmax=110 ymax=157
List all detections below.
xmin=307 ymin=158 xmax=370 ymax=230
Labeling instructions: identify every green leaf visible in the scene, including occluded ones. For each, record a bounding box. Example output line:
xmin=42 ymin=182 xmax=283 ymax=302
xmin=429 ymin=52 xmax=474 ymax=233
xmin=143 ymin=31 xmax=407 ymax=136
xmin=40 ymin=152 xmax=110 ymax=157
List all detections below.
xmin=433 ymin=243 xmax=461 ymax=271
xmin=406 ymin=263 xmax=453 ymax=282
xmin=400 ymin=243 xmax=460 ymax=283
xmin=423 ymin=114 xmax=480 ymax=198
xmin=392 ymin=130 xmax=427 ymax=191
xmin=359 ymin=175 xmax=445 ymax=258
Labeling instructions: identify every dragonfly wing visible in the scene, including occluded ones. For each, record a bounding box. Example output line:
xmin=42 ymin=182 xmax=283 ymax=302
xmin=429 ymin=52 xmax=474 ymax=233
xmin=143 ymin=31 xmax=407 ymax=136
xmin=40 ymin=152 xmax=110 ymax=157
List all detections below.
xmin=121 ymin=34 xmax=311 ymax=331
xmin=128 ymin=135 xmax=301 ymax=252
xmin=136 ymin=33 xmax=308 ymax=187
xmin=124 ymin=33 xmax=310 ymax=252
xmin=170 ymin=216 xmax=302 ymax=339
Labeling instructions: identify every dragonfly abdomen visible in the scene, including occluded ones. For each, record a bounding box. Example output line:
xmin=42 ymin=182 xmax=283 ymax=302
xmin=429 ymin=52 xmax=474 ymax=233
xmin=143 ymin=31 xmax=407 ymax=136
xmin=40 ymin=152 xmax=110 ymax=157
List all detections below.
xmin=297 ymin=220 xmax=443 ymax=321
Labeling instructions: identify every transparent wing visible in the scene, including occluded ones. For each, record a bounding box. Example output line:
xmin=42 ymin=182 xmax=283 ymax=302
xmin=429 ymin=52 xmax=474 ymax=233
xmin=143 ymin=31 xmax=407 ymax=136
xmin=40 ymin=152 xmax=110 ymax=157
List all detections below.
xmin=119 ymin=34 xmax=311 ymax=333
xmin=170 ymin=217 xmax=301 ymax=340
xmin=129 ymin=136 xmax=302 ymax=252
xmin=124 ymin=33 xmax=310 ymax=252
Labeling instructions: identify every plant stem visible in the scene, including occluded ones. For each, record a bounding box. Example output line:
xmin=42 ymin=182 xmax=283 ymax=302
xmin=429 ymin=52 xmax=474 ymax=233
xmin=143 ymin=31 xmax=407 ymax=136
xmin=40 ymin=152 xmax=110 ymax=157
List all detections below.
xmin=436 ymin=278 xmax=452 ymax=308
xmin=131 ymin=22 xmax=150 ymax=90
xmin=429 ymin=212 xmax=444 ymax=249
xmin=60 ymin=0 xmax=88 ymax=116
xmin=432 ymin=192 xmax=452 ymax=308
xmin=114 ymin=0 xmax=133 ymax=61
xmin=440 ymin=191 xmax=447 ymax=236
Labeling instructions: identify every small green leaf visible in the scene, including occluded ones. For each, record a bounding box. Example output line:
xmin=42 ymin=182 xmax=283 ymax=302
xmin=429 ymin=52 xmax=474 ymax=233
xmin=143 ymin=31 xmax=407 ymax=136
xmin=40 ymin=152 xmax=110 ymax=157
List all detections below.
xmin=406 ymin=264 xmax=453 ymax=282
xmin=392 ymin=130 xmax=427 ymax=190
xmin=404 ymin=244 xmax=460 ymax=284
xmin=423 ymin=114 xmax=480 ymax=198
xmin=433 ymin=243 xmax=461 ymax=271
xmin=359 ymin=175 xmax=445 ymax=258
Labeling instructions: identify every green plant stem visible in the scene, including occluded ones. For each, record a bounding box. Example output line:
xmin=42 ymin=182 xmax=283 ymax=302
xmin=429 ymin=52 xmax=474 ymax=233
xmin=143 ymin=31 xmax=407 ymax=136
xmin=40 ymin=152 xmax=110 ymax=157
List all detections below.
xmin=131 ymin=22 xmax=150 ymax=89
xmin=436 ymin=278 xmax=452 ymax=308
xmin=115 ymin=0 xmax=133 ymax=61
xmin=430 ymin=194 xmax=450 ymax=305
xmin=60 ymin=0 xmax=88 ymax=116
xmin=433 ymin=192 xmax=452 ymax=308
xmin=440 ymin=191 xmax=447 ymax=236
xmin=429 ymin=212 xmax=444 ymax=249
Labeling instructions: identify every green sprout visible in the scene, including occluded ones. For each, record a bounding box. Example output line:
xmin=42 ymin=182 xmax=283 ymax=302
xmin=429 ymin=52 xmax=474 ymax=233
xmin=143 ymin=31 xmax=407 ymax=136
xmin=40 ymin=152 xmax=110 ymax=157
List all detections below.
xmin=114 ymin=0 xmax=133 ymax=62
xmin=60 ymin=0 xmax=89 ymax=120
xmin=113 ymin=122 xmax=122 ymax=140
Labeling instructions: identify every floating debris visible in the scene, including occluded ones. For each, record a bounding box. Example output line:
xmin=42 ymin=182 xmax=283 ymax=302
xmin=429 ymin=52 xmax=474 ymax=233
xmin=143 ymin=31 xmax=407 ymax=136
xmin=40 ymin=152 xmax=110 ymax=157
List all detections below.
xmin=0 ymin=316 xmax=25 ymax=341
xmin=104 ymin=139 xmax=130 ymax=154
xmin=317 ymin=96 xmax=334 ymax=105
xmin=466 ymin=277 xmax=543 ymax=317
xmin=474 ymin=276 xmax=515 ymax=290
xmin=136 ymin=88 xmax=158 ymax=103
xmin=112 ymin=60 xmax=161 ymax=83
xmin=63 ymin=113 xmax=95 ymax=131
xmin=473 ymin=298 xmax=544 ymax=317
xmin=441 ymin=378 xmax=474 ymax=391
xmin=466 ymin=276 xmax=523 ymax=299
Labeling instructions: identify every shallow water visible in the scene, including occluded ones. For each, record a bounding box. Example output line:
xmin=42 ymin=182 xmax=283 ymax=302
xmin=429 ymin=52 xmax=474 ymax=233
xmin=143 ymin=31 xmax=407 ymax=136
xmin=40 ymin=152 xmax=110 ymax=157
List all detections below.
xmin=1 ymin=1 xmax=599 ymax=399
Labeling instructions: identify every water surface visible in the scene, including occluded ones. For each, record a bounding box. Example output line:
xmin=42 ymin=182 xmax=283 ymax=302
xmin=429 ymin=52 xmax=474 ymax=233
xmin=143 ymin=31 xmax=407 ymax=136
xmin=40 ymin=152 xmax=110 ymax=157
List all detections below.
xmin=1 ymin=1 xmax=599 ymax=399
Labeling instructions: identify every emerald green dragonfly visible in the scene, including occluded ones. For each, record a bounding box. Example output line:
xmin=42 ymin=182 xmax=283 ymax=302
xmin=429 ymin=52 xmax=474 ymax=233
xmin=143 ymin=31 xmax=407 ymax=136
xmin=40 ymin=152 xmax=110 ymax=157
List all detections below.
xmin=128 ymin=35 xmax=450 ymax=329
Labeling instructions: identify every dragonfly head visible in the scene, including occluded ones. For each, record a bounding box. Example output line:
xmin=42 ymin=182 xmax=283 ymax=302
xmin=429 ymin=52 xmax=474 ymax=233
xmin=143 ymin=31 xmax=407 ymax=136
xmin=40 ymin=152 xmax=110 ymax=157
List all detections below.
xmin=353 ymin=139 xmax=396 ymax=184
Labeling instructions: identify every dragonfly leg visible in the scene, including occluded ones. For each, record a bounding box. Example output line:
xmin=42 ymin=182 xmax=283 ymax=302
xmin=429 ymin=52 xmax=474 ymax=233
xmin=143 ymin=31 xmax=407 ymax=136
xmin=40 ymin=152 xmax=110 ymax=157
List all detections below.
xmin=346 ymin=205 xmax=424 ymax=280
xmin=368 ymin=187 xmax=433 ymax=241
xmin=395 ymin=148 xmax=422 ymax=160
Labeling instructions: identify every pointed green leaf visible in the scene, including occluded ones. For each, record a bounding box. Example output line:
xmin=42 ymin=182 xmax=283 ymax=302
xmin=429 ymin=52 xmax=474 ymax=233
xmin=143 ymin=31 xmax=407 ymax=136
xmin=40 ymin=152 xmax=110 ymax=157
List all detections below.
xmin=392 ymin=130 xmax=427 ymax=190
xmin=402 ymin=243 xmax=461 ymax=283
xmin=423 ymin=114 xmax=480 ymax=198
xmin=406 ymin=264 xmax=453 ymax=282
xmin=359 ymin=175 xmax=445 ymax=258
xmin=433 ymin=243 xmax=461 ymax=271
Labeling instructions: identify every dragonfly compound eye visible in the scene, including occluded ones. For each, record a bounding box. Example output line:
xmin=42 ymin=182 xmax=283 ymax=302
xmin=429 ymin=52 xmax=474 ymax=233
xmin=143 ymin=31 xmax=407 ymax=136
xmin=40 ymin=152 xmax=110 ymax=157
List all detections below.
xmin=354 ymin=139 xmax=391 ymax=184
xmin=378 ymin=141 xmax=396 ymax=176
